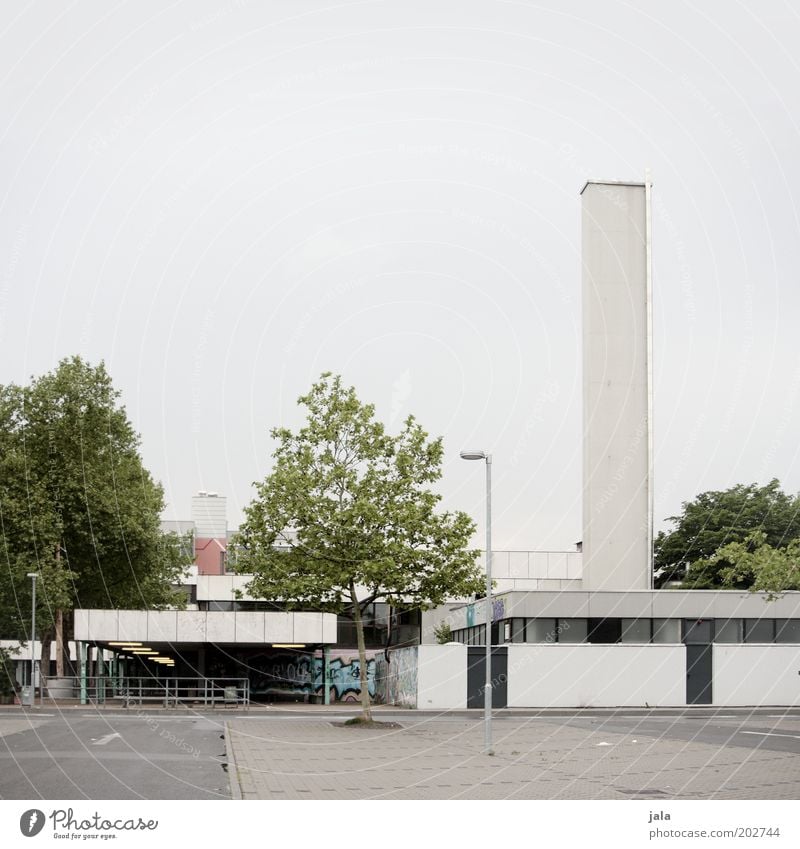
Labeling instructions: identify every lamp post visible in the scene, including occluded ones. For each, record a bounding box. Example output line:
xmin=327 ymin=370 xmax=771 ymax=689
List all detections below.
xmin=26 ymin=572 xmax=38 ymax=708
xmin=460 ymin=450 xmax=493 ymax=755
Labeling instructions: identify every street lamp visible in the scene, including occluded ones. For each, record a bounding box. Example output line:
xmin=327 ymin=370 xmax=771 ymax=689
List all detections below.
xmin=26 ymin=572 xmax=38 ymax=708
xmin=460 ymin=449 xmax=493 ymax=755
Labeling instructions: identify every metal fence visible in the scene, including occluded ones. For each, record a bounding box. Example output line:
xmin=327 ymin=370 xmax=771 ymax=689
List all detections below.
xmin=92 ymin=676 xmax=250 ymax=708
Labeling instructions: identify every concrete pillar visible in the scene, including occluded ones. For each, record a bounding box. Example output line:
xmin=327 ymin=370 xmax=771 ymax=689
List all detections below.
xmin=78 ymin=642 xmax=88 ymax=705
xmin=581 ymin=179 xmax=653 ymax=591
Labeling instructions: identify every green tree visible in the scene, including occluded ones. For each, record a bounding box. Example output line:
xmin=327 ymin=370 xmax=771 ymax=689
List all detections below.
xmin=691 ymin=531 xmax=800 ymax=597
xmin=234 ymin=373 xmax=483 ymax=721
xmin=654 ymin=479 xmax=800 ymax=588
xmin=0 ymin=357 xmax=187 ymax=674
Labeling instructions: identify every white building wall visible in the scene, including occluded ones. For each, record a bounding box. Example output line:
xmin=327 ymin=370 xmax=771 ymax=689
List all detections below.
xmin=191 ymin=492 xmax=227 ymax=538
xmin=713 ymin=645 xmax=800 ymax=706
xmin=416 ymin=644 xmax=467 ymax=709
xmin=74 ymin=609 xmax=337 ymax=645
xmin=582 ymin=181 xmax=651 ymax=591
xmin=507 ymin=644 xmax=685 ymax=707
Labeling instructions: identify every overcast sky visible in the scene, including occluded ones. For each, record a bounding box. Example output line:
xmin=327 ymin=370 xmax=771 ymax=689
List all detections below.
xmin=2 ymin=1 xmax=799 ymax=550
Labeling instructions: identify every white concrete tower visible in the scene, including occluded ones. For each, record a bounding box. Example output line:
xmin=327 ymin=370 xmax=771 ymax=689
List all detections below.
xmin=581 ymin=179 xmax=653 ymax=591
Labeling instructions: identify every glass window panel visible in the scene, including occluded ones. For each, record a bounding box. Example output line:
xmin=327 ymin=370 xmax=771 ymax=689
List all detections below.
xmin=621 ymin=618 xmax=651 ymax=643
xmin=745 ymin=619 xmax=774 ymax=643
xmin=776 ymin=620 xmax=800 ymax=643
xmin=525 ymin=618 xmax=558 ymax=643
xmin=511 ymin=618 xmax=527 ymax=643
xmin=714 ymin=619 xmax=743 ymax=643
xmin=588 ymin=618 xmax=622 ymax=643
xmin=683 ymin=619 xmax=713 ymax=644
xmin=557 ymin=618 xmax=587 ymax=643
xmin=652 ymin=619 xmax=681 ymax=643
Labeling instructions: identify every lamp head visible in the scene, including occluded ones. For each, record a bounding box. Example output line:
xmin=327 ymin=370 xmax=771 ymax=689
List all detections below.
xmin=460 ymin=450 xmax=487 ymax=461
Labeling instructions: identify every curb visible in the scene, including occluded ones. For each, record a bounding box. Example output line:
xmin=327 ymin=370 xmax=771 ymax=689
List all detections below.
xmin=224 ymin=721 xmax=243 ymax=800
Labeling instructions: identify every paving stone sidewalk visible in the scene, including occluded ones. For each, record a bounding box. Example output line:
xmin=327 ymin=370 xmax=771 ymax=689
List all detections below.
xmin=225 ymin=716 xmax=800 ymax=800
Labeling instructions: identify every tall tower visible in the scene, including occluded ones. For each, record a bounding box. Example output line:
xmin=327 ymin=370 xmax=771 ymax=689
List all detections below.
xmin=581 ymin=180 xmax=653 ymax=591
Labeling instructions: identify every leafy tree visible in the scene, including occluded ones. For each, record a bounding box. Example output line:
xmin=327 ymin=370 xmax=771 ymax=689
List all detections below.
xmin=654 ymin=479 xmax=800 ymax=588
xmin=234 ymin=373 xmax=483 ymax=721
xmin=691 ymin=531 xmax=800 ymax=596
xmin=0 ymin=357 xmax=187 ymax=674
xmin=0 ymin=646 xmax=19 ymax=699
xmin=433 ymin=621 xmax=453 ymax=644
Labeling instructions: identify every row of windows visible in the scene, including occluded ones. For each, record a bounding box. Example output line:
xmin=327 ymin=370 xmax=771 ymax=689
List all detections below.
xmin=451 ymin=618 xmax=800 ymax=646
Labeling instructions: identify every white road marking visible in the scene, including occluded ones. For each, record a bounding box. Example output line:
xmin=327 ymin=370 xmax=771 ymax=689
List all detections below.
xmin=91 ymin=732 xmax=122 ymax=745
xmin=741 ymin=731 xmax=800 ymax=740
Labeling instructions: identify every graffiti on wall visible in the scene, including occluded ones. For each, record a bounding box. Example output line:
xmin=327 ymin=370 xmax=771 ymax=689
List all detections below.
xmin=492 ymin=597 xmax=506 ymax=622
xmin=375 ymin=646 xmax=418 ymax=707
xmin=317 ymin=651 xmax=377 ymax=702
xmin=230 ymin=650 xmax=378 ymax=702
xmin=248 ymin=652 xmax=314 ymax=697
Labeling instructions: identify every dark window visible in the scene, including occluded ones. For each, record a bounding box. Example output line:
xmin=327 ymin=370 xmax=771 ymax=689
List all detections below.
xmin=744 ymin=619 xmax=774 ymax=643
xmin=557 ymin=618 xmax=587 ymax=643
xmin=775 ymin=620 xmax=800 ymax=643
xmin=587 ymin=618 xmax=622 ymax=644
xmin=714 ymin=619 xmax=742 ymax=643
xmin=683 ymin=619 xmax=713 ymax=644
xmin=526 ymin=618 xmax=558 ymax=642
xmin=511 ymin=618 xmax=526 ymax=643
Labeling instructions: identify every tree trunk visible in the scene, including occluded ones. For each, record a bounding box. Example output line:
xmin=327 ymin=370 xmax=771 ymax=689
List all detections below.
xmin=350 ymin=581 xmax=372 ymax=721
xmin=55 ymin=609 xmax=64 ymax=678
xmin=55 ymin=544 xmax=65 ymax=677
xmin=39 ymin=625 xmax=54 ymax=694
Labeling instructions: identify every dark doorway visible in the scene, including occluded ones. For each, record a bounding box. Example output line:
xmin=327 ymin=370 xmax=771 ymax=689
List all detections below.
xmin=686 ymin=644 xmax=713 ymax=704
xmin=467 ymin=647 xmax=507 ymax=708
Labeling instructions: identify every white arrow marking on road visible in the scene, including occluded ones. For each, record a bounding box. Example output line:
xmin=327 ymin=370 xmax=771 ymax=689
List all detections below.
xmin=741 ymin=731 xmax=800 ymax=740
xmin=92 ymin=732 xmax=122 ymax=746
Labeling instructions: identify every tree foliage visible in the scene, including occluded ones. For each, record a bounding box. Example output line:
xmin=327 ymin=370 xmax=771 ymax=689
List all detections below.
xmin=234 ymin=373 xmax=483 ymax=718
xmin=693 ymin=532 xmax=800 ymax=596
xmin=654 ymin=479 xmax=800 ymax=588
xmin=0 ymin=357 xmax=187 ymax=648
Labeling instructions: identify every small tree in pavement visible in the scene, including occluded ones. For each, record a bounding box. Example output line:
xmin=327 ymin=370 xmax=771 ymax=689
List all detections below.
xmin=234 ymin=373 xmax=483 ymax=722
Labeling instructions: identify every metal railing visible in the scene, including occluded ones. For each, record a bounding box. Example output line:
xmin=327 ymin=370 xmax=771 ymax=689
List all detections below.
xmin=99 ymin=676 xmax=250 ymax=708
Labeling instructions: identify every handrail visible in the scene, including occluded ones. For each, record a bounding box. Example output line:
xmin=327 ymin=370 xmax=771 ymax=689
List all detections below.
xmin=85 ymin=676 xmax=250 ymax=709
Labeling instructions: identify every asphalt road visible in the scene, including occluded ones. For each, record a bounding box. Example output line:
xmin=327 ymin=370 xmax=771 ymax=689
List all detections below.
xmin=2 ymin=706 xmax=800 ymax=799
xmin=0 ymin=711 xmax=230 ymax=800
xmin=560 ymin=711 xmax=800 ymax=756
